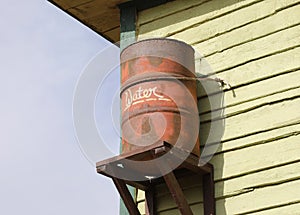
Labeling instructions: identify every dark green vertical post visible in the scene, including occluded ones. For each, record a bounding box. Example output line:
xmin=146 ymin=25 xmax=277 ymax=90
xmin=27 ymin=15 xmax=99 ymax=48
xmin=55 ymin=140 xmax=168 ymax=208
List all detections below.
xmin=118 ymin=2 xmax=137 ymax=215
xmin=120 ymin=2 xmax=137 ymax=51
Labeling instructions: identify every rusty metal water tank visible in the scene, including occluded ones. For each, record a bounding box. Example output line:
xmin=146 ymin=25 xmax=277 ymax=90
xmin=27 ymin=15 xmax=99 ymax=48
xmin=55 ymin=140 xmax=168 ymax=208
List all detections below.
xmin=120 ymin=38 xmax=200 ymax=156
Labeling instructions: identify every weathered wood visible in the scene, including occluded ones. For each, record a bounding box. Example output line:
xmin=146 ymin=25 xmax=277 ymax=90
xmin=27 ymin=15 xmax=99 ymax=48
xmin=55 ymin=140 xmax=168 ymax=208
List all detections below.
xmin=210 ymin=134 xmax=300 ymax=180
xmin=119 ymin=4 xmax=137 ymax=214
xmin=96 ymin=141 xmax=165 ymax=167
xmin=81 ymin=12 xmax=120 ymax=33
xmin=119 ymin=2 xmax=136 ymax=51
xmin=250 ymin=202 xmax=300 ymax=215
xmin=50 ymin=0 xmax=128 ymax=42
xmin=158 ymin=203 xmax=204 ymax=215
xmin=162 ymin=171 xmax=193 ymax=215
xmin=156 ymin=174 xmax=202 ymax=198
xmin=50 ymin=0 xmax=88 ymax=9
xmin=138 ymin=0 xmax=208 ymax=25
xmin=137 ymin=203 xmax=146 ymax=215
xmin=204 ymin=122 xmax=300 ymax=155
xmin=112 ymin=178 xmax=141 ymax=215
xmin=215 ymin=161 xmax=300 ymax=199
xmin=176 ymin=0 xmax=267 ymax=42
xmin=136 ymin=0 xmax=300 ymax=214
xmin=199 ymin=77 xmax=300 ymax=121
xmin=171 ymin=0 xmax=299 ymax=45
xmin=138 ymin=0 xmax=299 ymax=39
xmin=137 ymin=190 xmax=146 ymax=202
xmin=103 ymin=27 xmax=120 ymax=44
xmin=145 ymin=187 xmax=155 ymax=215
xmin=97 ymin=142 xmax=216 ymax=214
xmin=197 ymin=46 xmax=300 ymax=97
xmin=155 ymin=160 xmax=300 ymax=213
xmin=198 ymin=24 xmax=300 ymax=74
xmin=138 ymin=0 xmax=264 ymax=38
xmin=136 ymin=167 xmax=205 ymax=214
xmin=155 ymin=184 xmax=202 ymax=212
xmin=67 ymin=0 xmax=119 ymax=18
xmin=203 ymin=171 xmax=215 ymax=215
xmin=216 ymin=179 xmax=300 ymax=214
xmin=169 ymin=146 xmax=213 ymax=174
xmin=200 ymin=97 xmax=300 ymax=144
xmin=195 ymin=4 xmax=300 ymax=57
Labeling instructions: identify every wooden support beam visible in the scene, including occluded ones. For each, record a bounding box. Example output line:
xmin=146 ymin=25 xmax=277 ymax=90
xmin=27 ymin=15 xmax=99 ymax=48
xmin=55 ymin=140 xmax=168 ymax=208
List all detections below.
xmin=118 ymin=3 xmax=137 ymax=214
xmin=145 ymin=186 xmax=155 ymax=215
xmin=203 ymin=169 xmax=215 ymax=215
xmin=119 ymin=1 xmax=136 ymax=51
xmin=163 ymin=171 xmax=193 ymax=215
xmin=180 ymin=156 xmax=212 ymax=175
xmin=112 ymin=178 xmax=141 ymax=215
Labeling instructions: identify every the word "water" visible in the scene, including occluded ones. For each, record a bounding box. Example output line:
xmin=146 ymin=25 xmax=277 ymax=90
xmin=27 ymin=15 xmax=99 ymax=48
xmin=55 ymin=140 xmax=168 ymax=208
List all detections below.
xmin=124 ymin=86 xmax=170 ymax=110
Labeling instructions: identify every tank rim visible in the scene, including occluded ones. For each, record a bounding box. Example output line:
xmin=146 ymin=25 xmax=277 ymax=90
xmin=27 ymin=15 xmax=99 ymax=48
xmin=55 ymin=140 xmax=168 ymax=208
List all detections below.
xmin=120 ymin=38 xmax=195 ymax=56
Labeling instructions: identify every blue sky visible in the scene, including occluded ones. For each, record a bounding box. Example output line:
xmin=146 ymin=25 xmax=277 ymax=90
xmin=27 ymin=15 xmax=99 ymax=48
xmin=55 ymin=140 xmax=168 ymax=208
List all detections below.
xmin=0 ymin=0 xmax=120 ymax=214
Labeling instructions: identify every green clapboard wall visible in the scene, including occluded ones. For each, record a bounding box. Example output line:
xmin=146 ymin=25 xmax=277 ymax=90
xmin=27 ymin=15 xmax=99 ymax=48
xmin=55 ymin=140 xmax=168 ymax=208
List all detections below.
xmin=134 ymin=0 xmax=300 ymax=214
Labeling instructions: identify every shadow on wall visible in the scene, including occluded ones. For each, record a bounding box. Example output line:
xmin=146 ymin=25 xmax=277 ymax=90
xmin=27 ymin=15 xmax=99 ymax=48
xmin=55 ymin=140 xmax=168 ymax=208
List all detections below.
xmin=196 ymin=55 xmax=226 ymax=214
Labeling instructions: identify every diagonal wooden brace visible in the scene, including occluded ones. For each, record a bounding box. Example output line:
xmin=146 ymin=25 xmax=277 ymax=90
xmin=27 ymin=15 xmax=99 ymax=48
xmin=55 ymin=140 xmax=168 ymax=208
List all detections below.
xmin=163 ymin=171 xmax=193 ymax=215
xmin=112 ymin=178 xmax=141 ymax=215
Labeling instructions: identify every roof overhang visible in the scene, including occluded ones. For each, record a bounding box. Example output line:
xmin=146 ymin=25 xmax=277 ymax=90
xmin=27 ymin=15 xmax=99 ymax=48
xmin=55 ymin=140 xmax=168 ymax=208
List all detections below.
xmin=48 ymin=0 xmax=128 ymax=43
xmin=48 ymin=0 xmax=172 ymax=43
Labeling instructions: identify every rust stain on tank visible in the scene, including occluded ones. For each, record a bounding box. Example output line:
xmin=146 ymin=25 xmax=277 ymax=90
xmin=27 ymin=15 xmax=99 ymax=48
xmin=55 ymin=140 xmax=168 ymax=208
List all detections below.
xmin=120 ymin=38 xmax=200 ymax=156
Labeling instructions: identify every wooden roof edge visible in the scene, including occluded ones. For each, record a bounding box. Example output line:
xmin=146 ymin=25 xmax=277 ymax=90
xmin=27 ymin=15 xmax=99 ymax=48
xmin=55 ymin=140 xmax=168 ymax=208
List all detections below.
xmin=47 ymin=0 xmax=174 ymax=44
xmin=47 ymin=0 xmax=119 ymax=44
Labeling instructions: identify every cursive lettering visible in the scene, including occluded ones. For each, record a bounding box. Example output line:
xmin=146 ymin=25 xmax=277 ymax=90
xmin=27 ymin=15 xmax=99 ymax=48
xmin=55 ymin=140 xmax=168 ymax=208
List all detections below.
xmin=124 ymin=86 xmax=165 ymax=110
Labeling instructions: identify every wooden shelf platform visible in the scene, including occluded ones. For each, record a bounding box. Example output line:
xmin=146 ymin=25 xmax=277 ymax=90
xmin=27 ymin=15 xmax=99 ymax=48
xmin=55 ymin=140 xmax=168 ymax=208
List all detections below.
xmin=96 ymin=141 xmax=215 ymax=215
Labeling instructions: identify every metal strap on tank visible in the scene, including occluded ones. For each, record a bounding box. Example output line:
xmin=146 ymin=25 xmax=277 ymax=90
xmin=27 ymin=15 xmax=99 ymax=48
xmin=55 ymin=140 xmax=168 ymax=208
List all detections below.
xmin=120 ymin=75 xmax=231 ymax=95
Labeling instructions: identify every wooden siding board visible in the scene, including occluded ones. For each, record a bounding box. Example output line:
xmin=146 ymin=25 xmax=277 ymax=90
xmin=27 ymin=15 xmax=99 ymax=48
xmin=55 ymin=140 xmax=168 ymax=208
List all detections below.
xmin=205 ymin=121 xmax=300 ymax=155
xmin=138 ymin=0 xmax=265 ymax=38
xmin=249 ymin=202 xmax=300 ymax=215
xmin=215 ymin=162 xmax=300 ymax=199
xmin=170 ymin=0 xmax=282 ymax=44
xmin=140 ymin=161 xmax=300 ymax=212
xmin=200 ymin=97 xmax=300 ymax=145
xmin=216 ymin=179 xmax=300 ymax=214
xmin=194 ymin=3 xmax=300 ymax=57
xmin=201 ymin=86 xmax=300 ymax=123
xmin=137 ymin=202 xmax=146 ymax=215
xmin=158 ymin=203 xmax=204 ymax=215
xmin=137 ymin=0 xmax=209 ymax=25
xmin=197 ymin=46 xmax=300 ymax=99
xmin=199 ymin=72 xmax=300 ymax=121
xmin=197 ymin=24 xmax=300 ymax=75
xmin=137 ymin=190 xmax=145 ymax=202
xmin=211 ymin=134 xmax=300 ymax=180
xmin=138 ymin=0 xmax=299 ymax=40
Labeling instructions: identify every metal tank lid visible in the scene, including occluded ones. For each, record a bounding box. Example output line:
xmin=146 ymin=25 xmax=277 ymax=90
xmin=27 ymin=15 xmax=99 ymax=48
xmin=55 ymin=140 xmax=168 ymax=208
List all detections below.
xmin=120 ymin=38 xmax=195 ymax=74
